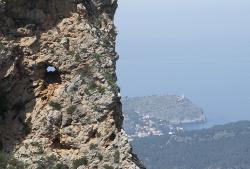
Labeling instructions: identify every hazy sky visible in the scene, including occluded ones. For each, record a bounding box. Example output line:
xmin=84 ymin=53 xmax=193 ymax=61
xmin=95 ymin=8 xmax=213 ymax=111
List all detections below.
xmin=115 ymin=0 xmax=250 ymax=125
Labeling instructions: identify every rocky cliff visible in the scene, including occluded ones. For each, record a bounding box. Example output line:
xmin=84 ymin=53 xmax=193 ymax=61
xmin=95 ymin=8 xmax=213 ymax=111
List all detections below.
xmin=0 ymin=0 xmax=144 ymax=168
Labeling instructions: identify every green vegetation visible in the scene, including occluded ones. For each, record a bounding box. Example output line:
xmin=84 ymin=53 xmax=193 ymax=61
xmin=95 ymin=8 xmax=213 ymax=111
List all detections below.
xmin=122 ymin=95 xmax=205 ymax=123
xmin=103 ymin=164 xmax=114 ymax=169
xmin=104 ymin=73 xmax=116 ymax=86
xmin=0 ymin=152 xmax=26 ymax=169
xmin=49 ymin=48 xmax=55 ymax=54
xmin=68 ymin=51 xmax=75 ymax=57
xmin=89 ymin=143 xmax=98 ymax=150
xmin=81 ymin=48 xmax=88 ymax=53
xmin=72 ymin=157 xmax=88 ymax=169
xmin=132 ymin=121 xmax=250 ymax=169
xmin=98 ymin=86 xmax=106 ymax=94
xmin=30 ymin=142 xmax=43 ymax=154
xmin=79 ymin=65 xmax=92 ymax=80
xmin=47 ymin=31 xmax=53 ymax=35
xmin=85 ymin=80 xmax=106 ymax=94
xmin=76 ymin=15 xmax=81 ymax=22
xmin=92 ymin=53 xmax=102 ymax=62
xmin=74 ymin=52 xmax=81 ymax=62
xmin=0 ymin=42 xmax=5 ymax=50
xmin=53 ymin=163 xmax=69 ymax=169
xmin=36 ymin=155 xmax=59 ymax=169
xmin=101 ymin=38 xmax=111 ymax=48
xmin=49 ymin=101 xmax=62 ymax=110
xmin=66 ymin=105 xmax=77 ymax=114
xmin=77 ymin=65 xmax=107 ymax=95
xmin=70 ymin=85 xmax=78 ymax=92
xmin=114 ymin=150 xmax=120 ymax=163
xmin=30 ymin=142 xmax=40 ymax=147
xmin=89 ymin=81 xmax=98 ymax=91
xmin=84 ymin=88 xmax=91 ymax=95
xmin=97 ymin=153 xmax=103 ymax=161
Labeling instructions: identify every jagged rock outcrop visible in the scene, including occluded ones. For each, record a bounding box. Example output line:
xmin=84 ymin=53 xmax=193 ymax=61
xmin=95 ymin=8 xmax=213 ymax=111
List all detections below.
xmin=0 ymin=0 xmax=145 ymax=168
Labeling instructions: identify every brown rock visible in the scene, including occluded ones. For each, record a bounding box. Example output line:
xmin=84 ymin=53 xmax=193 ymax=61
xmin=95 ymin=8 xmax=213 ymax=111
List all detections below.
xmin=0 ymin=0 xmax=145 ymax=169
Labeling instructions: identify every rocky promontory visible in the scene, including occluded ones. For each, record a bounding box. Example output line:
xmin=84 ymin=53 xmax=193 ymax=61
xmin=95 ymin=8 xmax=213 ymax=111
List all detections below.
xmin=123 ymin=95 xmax=206 ymax=124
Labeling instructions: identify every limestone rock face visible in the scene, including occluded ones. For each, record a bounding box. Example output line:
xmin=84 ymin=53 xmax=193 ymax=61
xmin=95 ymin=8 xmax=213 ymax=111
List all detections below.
xmin=0 ymin=0 xmax=145 ymax=168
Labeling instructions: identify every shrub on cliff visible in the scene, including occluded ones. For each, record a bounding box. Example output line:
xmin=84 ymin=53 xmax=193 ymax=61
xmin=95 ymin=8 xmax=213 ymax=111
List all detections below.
xmin=49 ymin=101 xmax=62 ymax=110
xmin=0 ymin=152 xmax=26 ymax=169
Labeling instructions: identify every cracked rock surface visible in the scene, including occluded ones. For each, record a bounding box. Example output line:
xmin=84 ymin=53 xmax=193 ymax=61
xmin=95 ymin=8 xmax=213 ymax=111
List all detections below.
xmin=0 ymin=0 xmax=145 ymax=168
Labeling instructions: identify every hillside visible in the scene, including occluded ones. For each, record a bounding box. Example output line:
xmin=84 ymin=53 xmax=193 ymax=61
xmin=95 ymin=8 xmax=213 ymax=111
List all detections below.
xmin=122 ymin=95 xmax=205 ymax=138
xmin=122 ymin=95 xmax=206 ymax=124
xmin=132 ymin=121 xmax=250 ymax=169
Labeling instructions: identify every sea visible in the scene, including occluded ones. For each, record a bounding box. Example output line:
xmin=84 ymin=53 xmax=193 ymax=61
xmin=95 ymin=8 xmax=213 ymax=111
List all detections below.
xmin=115 ymin=0 xmax=250 ymax=129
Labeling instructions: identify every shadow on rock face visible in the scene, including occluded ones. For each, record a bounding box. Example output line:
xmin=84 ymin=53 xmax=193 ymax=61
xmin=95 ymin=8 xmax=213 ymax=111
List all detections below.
xmin=4 ymin=0 xmax=75 ymax=29
xmin=0 ymin=0 xmax=82 ymax=154
xmin=0 ymin=45 xmax=36 ymax=152
xmin=0 ymin=0 xmax=106 ymax=33
xmin=0 ymin=0 xmax=78 ymax=153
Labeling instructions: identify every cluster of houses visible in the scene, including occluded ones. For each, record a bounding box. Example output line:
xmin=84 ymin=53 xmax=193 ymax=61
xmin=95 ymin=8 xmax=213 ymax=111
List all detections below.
xmin=127 ymin=114 xmax=186 ymax=141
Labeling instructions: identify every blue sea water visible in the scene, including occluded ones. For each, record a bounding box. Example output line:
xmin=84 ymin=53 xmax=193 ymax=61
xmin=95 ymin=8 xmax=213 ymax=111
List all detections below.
xmin=115 ymin=0 xmax=250 ymax=127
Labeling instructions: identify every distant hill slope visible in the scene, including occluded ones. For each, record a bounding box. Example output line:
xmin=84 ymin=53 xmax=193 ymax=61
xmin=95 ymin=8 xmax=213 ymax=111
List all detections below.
xmin=122 ymin=95 xmax=206 ymax=124
xmin=132 ymin=121 xmax=250 ymax=169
